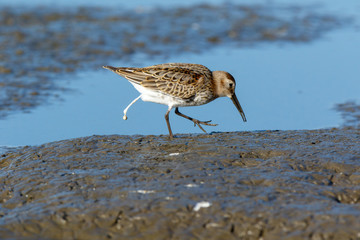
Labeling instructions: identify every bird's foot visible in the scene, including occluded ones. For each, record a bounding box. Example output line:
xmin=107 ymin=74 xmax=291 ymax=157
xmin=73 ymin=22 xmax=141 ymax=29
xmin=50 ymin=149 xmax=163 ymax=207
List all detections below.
xmin=192 ymin=119 xmax=218 ymax=133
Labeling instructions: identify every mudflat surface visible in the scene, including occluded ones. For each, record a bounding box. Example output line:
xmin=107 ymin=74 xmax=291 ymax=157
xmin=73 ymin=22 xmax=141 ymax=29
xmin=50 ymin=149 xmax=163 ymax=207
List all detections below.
xmin=1 ymin=127 xmax=360 ymax=239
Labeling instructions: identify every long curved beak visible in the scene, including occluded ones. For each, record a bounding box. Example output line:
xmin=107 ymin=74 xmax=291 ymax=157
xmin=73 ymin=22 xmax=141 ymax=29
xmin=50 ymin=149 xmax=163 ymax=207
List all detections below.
xmin=231 ymin=94 xmax=247 ymax=122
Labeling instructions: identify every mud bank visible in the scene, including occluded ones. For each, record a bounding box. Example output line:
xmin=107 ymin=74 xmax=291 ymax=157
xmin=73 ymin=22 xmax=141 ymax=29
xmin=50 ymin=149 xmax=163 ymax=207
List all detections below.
xmin=1 ymin=127 xmax=359 ymax=239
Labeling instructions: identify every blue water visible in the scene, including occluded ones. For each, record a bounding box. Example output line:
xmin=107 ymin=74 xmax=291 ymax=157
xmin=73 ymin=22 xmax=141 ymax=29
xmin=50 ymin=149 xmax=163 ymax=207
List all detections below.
xmin=0 ymin=0 xmax=359 ymax=146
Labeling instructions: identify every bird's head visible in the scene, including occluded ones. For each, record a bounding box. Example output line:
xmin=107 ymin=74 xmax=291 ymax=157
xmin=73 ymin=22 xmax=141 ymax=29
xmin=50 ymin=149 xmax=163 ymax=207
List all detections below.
xmin=213 ymin=71 xmax=247 ymax=122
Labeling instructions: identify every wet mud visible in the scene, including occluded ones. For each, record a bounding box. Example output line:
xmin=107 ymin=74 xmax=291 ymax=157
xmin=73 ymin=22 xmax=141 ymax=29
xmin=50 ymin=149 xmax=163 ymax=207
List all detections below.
xmin=1 ymin=127 xmax=360 ymax=239
xmin=0 ymin=4 xmax=349 ymax=118
xmin=335 ymin=101 xmax=360 ymax=128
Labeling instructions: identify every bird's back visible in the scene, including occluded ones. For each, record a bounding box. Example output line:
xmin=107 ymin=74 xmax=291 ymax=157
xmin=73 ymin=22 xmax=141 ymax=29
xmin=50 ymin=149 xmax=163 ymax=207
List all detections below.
xmin=104 ymin=63 xmax=215 ymax=101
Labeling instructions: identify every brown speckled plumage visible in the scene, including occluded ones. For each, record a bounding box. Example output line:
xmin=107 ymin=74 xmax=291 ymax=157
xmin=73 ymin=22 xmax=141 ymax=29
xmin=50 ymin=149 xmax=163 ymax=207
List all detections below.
xmin=104 ymin=63 xmax=215 ymax=104
xmin=103 ymin=63 xmax=246 ymax=139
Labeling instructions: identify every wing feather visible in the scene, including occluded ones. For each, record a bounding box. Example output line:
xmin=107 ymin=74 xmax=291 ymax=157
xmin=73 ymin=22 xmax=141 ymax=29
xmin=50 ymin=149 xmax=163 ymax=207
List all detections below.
xmin=103 ymin=63 xmax=213 ymax=99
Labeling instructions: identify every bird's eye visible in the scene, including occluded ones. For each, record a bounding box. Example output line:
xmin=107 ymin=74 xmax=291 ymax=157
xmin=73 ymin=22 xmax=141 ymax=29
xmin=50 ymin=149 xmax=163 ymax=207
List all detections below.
xmin=229 ymin=83 xmax=233 ymax=88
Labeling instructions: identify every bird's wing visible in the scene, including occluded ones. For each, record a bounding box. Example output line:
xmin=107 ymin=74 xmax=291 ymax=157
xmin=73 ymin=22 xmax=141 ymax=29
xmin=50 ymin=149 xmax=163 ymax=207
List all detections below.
xmin=104 ymin=64 xmax=213 ymax=99
xmin=141 ymin=64 xmax=213 ymax=99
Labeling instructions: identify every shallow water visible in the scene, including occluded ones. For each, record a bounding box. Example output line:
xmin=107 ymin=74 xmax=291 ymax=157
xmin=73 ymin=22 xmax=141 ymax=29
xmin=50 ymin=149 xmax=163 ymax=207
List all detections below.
xmin=1 ymin=25 xmax=359 ymax=146
xmin=0 ymin=0 xmax=359 ymax=146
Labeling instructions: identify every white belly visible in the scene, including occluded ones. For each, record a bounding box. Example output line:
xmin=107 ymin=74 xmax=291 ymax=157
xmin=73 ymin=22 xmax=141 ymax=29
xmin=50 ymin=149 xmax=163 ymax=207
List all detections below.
xmin=131 ymin=82 xmax=187 ymax=107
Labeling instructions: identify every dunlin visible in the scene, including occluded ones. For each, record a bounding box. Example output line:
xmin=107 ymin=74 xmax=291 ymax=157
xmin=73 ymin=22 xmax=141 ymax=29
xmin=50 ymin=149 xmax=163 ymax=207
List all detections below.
xmin=103 ymin=63 xmax=246 ymax=139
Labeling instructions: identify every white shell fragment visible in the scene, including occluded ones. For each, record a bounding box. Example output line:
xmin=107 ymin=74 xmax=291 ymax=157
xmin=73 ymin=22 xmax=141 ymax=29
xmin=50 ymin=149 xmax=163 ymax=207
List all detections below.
xmin=193 ymin=201 xmax=211 ymax=211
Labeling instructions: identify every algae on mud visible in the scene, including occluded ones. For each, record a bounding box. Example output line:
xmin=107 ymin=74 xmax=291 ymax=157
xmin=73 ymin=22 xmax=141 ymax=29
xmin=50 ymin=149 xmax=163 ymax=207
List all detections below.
xmin=0 ymin=4 xmax=349 ymax=119
xmin=0 ymin=128 xmax=360 ymax=239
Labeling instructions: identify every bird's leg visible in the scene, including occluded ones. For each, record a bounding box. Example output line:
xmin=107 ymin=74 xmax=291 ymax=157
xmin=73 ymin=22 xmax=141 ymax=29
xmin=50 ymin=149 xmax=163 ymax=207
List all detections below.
xmin=123 ymin=95 xmax=142 ymax=120
xmin=165 ymin=106 xmax=174 ymax=139
xmin=174 ymin=107 xmax=217 ymax=133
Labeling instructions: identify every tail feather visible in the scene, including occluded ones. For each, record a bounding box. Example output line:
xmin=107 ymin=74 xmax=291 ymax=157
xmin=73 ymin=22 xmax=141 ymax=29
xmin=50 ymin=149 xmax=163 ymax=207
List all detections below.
xmin=103 ymin=65 xmax=115 ymax=71
xmin=103 ymin=65 xmax=128 ymax=72
xmin=103 ymin=66 xmax=144 ymax=85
